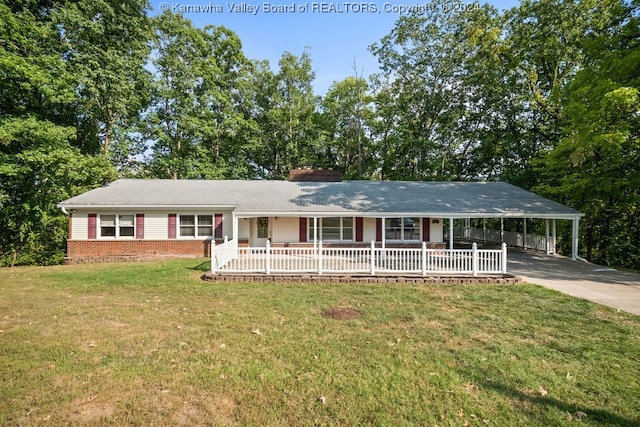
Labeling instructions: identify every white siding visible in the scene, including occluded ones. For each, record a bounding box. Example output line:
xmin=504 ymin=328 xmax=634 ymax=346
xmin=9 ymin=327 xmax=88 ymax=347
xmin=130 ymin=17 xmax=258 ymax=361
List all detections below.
xmin=363 ymin=217 xmax=377 ymax=243
xmin=430 ymin=218 xmax=443 ymax=243
xmin=238 ymin=217 xmax=249 ymax=240
xmin=71 ymin=213 xmax=88 ymax=240
xmin=272 ymin=217 xmax=299 ymax=243
xmin=145 ymin=212 xmax=169 ymax=239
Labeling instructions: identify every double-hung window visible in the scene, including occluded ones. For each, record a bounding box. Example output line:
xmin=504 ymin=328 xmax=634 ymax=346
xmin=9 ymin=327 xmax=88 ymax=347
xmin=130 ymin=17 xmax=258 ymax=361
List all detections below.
xmin=308 ymin=217 xmax=354 ymax=242
xmin=100 ymin=214 xmax=135 ymax=238
xmin=385 ymin=217 xmax=421 ymax=241
xmin=180 ymin=215 xmax=214 ymax=238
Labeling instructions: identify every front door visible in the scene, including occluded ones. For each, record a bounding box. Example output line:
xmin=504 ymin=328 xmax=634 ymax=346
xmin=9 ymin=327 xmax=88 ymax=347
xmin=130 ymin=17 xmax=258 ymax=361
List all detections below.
xmin=251 ymin=217 xmax=270 ymax=247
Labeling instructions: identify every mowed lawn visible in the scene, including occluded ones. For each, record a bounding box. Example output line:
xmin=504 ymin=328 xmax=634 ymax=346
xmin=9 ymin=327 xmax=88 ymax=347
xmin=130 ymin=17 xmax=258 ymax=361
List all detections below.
xmin=1 ymin=260 xmax=639 ymax=426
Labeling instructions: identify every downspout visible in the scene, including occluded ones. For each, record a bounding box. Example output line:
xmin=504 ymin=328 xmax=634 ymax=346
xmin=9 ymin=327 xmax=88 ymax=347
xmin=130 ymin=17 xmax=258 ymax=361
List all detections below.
xmin=60 ymin=207 xmax=70 ymax=215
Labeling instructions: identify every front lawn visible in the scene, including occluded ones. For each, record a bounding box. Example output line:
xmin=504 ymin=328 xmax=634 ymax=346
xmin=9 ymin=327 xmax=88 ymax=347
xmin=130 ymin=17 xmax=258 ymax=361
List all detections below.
xmin=1 ymin=259 xmax=639 ymax=426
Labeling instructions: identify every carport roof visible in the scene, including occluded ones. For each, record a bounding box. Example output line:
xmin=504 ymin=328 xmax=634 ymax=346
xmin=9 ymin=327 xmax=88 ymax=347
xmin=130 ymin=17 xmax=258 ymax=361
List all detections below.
xmin=59 ymin=179 xmax=583 ymax=219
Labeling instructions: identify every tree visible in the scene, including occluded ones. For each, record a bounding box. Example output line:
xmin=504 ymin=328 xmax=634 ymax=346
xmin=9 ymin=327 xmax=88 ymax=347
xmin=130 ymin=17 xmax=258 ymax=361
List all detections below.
xmin=317 ymin=76 xmax=375 ymax=179
xmin=0 ymin=1 xmax=117 ymax=265
xmin=54 ymin=0 xmax=153 ymax=164
xmin=143 ymin=11 xmax=255 ymax=179
xmin=250 ymin=51 xmax=318 ymax=179
xmin=536 ymin=0 xmax=639 ymax=267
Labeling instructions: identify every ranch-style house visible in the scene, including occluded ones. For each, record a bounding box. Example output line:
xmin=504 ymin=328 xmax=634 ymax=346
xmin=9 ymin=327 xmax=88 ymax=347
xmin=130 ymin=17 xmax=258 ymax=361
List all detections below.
xmin=58 ymin=168 xmax=584 ymax=275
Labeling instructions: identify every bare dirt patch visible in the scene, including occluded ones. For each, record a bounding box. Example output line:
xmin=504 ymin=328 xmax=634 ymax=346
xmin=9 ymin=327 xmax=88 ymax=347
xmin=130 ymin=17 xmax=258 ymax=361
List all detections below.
xmin=322 ymin=306 xmax=363 ymax=320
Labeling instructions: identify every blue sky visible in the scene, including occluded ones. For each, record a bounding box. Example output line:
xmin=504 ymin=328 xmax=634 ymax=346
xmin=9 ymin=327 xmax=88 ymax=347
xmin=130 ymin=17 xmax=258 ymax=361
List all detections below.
xmin=149 ymin=0 xmax=519 ymax=94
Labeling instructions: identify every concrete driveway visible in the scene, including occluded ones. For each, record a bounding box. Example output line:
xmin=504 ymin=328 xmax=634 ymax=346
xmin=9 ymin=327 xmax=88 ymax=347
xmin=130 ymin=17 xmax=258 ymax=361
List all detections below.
xmin=507 ymin=249 xmax=640 ymax=316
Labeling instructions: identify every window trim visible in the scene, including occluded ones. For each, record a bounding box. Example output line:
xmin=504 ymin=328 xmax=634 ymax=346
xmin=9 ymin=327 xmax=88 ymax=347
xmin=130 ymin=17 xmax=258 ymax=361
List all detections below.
xmin=307 ymin=217 xmax=355 ymax=242
xmin=384 ymin=217 xmax=422 ymax=242
xmin=98 ymin=213 xmax=136 ymax=239
xmin=178 ymin=214 xmax=216 ymax=239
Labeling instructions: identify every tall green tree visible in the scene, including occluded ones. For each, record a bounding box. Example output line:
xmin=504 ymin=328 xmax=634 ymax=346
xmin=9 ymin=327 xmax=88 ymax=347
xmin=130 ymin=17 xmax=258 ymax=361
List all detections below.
xmin=0 ymin=1 xmax=116 ymax=265
xmin=250 ymin=51 xmax=318 ymax=179
xmin=144 ymin=11 xmax=254 ymax=179
xmin=54 ymin=0 xmax=153 ymax=166
xmin=536 ymin=0 xmax=639 ymax=267
xmin=317 ymin=76 xmax=375 ymax=179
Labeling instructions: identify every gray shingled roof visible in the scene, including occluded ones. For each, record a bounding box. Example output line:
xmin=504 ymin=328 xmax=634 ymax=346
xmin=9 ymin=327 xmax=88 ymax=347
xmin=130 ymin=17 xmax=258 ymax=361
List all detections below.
xmin=58 ymin=179 xmax=583 ymax=219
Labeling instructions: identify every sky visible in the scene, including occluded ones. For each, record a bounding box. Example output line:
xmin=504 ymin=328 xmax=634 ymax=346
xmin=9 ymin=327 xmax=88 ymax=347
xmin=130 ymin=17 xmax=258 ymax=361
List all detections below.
xmin=148 ymin=0 xmax=519 ymax=94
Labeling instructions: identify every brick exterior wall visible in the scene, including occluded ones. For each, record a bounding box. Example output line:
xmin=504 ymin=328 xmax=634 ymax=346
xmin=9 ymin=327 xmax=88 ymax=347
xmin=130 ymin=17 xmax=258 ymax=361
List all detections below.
xmin=288 ymin=167 xmax=341 ymax=182
xmin=67 ymin=240 xmax=214 ymax=259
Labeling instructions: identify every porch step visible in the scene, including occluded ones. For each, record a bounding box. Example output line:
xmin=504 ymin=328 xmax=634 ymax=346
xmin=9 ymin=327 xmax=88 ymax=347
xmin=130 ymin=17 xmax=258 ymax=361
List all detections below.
xmin=202 ymin=272 xmax=522 ymax=284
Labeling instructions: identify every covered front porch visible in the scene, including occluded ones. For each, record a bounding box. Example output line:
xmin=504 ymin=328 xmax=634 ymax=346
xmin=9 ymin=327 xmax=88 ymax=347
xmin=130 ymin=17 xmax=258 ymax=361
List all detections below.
xmin=211 ymin=238 xmax=508 ymax=277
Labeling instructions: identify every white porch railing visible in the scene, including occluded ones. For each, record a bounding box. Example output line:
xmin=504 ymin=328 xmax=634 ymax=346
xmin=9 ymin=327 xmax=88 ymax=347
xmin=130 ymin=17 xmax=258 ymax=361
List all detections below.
xmin=453 ymin=226 xmax=554 ymax=253
xmin=211 ymin=241 xmax=507 ymax=276
xmin=211 ymin=237 xmax=238 ymax=271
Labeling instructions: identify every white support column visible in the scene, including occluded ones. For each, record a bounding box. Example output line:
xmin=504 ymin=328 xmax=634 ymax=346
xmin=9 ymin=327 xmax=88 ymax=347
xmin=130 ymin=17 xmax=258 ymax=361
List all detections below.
xmin=545 ymin=219 xmax=550 ymax=255
xmin=500 ymin=218 xmax=505 ymax=244
xmin=501 ymin=242 xmax=508 ymax=275
xmin=421 ymin=241 xmax=427 ymax=276
xmin=482 ymin=218 xmax=486 ymax=243
xmin=370 ymin=240 xmax=376 ymax=275
xmin=232 ymin=213 xmax=239 ymax=242
xmin=211 ymin=239 xmax=216 ymax=273
xmin=523 ymin=218 xmax=527 ymax=249
xmin=472 ymin=242 xmax=478 ymax=277
xmin=313 ymin=217 xmax=318 ymax=251
xmin=265 ymin=239 xmax=271 ymax=275
xmin=381 ymin=217 xmax=386 ymax=249
xmin=552 ymin=219 xmax=557 ymax=254
xmin=318 ymin=240 xmax=323 ymax=275
xmin=449 ymin=218 xmax=454 ymax=250
xmin=572 ymin=216 xmax=580 ymax=260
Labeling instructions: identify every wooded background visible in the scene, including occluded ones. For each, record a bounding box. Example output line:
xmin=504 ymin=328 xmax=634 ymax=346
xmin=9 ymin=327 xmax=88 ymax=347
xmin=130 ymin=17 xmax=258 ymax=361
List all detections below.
xmin=1 ymin=0 xmax=638 ymax=268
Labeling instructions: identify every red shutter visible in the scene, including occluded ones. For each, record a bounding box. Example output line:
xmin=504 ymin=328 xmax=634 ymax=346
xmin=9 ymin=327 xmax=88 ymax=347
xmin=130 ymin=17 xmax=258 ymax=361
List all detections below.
xmin=214 ymin=214 xmax=223 ymax=239
xmin=355 ymin=217 xmax=363 ymax=242
xmin=299 ymin=217 xmax=307 ymax=242
xmin=376 ymin=218 xmax=382 ymax=241
xmin=88 ymin=214 xmax=97 ymax=240
xmin=168 ymin=214 xmax=177 ymax=239
xmin=422 ymin=218 xmax=430 ymax=242
xmin=136 ymin=214 xmax=144 ymax=239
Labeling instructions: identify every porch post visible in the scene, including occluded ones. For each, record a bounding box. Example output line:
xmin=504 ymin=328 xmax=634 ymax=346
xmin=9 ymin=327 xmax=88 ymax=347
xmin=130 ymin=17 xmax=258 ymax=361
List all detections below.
xmin=523 ymin=218 xmax=527 ymax=249
xmin=421 ymin=241 xmax=427 ymax=276
xmin=449 ymin=218 xmax=454 ymax=250
xmin=318 ymin=240 xmax=323 ymax=275
xmin=545 ymin=219 xmax=550 ymax=255
xmin=571 ymin=216 xmax=580 ymax=260
xmin=381 ymin=217 xmax=386 ymax=249
xmin=501 ymin=242 xmax=508 ymax=275
xmin=265 ymin=239 xmax=271 ymax=275
xmin=211 ymin=239 xmax=216 ymax=273
xmin=482 ymin=218 xmax=486 ymax=243
xmin=370 ymin=240 xmax=376 ymax=275
xmin=313 ymin=217 xmax=318 ymax=250
xmin=232 ymin=213 xmax=238 ymax=242
xmin=472 ymin=242 xmax=478 ymax=277
xmin=552 ymin=219 xmax=557 ymax=254
xmin=500 ymin=218 xmax=505 ymax=244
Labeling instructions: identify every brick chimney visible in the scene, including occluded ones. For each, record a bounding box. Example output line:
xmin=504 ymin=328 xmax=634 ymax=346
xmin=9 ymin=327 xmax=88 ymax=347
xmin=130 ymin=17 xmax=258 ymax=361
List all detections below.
xmin=288 ymin=166 xmax=341 ymax=182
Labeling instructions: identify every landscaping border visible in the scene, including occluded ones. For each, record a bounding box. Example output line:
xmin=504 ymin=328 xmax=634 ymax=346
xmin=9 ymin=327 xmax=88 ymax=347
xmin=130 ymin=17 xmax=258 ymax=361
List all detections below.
xmin=201 ymin=272 xmax=522 ymax=284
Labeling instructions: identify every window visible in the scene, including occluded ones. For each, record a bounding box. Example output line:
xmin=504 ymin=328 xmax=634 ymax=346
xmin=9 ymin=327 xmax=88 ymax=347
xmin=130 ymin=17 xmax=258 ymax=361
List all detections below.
xmin=180 ymin=214 xmax=214 ymax=237
xmin=119 ymin=215 xmax=135 ymax=237
xmin=100 ymin=215 xmax=116 ymax=237
xmin=385 ymin=217 xmax=421 ymax=241
xmin=99 ymin=214 xmax=135 ymax=238
xmin=308 ymin=217 xmax=354 ymax=241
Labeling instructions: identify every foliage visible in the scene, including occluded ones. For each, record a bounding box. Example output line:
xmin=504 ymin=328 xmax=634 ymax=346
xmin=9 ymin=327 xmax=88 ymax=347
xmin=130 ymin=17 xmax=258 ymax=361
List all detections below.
xmin=1 ymin=0 xmax=639 ymax=268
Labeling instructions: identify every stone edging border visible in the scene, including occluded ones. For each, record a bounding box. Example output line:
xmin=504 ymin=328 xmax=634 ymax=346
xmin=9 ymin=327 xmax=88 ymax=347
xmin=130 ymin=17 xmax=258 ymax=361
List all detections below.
xmin=202 ymin=272 xmax=523 ymax=284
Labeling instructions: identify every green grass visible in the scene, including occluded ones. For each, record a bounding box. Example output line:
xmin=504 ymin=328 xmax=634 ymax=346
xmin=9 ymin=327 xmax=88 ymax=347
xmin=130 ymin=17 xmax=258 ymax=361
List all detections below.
xmin=1 ymin=259 xmax=639 ymax=426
